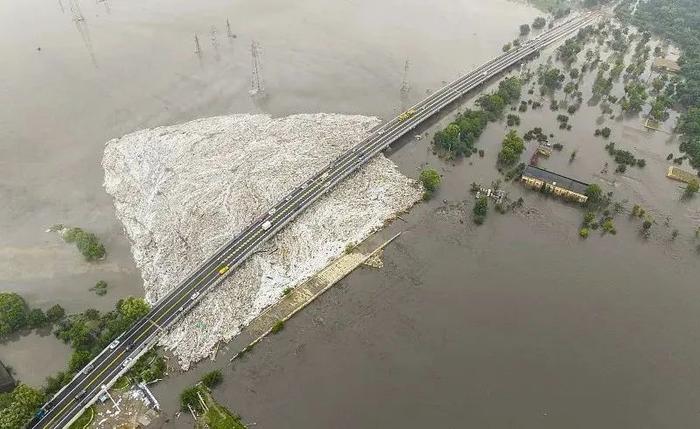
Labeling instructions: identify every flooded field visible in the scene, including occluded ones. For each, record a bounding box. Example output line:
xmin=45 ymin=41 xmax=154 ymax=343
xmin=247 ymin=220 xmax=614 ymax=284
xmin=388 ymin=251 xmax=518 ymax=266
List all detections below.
xmin=2 ymin=0 xmax=700 ymax=426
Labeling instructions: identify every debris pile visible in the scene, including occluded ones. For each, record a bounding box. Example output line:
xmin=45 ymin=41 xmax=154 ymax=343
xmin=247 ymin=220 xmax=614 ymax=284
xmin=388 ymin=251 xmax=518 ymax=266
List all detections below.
xmin=103 ymin=113 xmax=422 ymax=368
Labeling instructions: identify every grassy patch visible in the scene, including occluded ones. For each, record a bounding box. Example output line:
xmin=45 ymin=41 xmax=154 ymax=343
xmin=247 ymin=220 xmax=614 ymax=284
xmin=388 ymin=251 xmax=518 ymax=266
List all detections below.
xmin=270 ymin=320 xmax=285 ymax=334
xmin=68 ymin=406 xmax=95 ymax=429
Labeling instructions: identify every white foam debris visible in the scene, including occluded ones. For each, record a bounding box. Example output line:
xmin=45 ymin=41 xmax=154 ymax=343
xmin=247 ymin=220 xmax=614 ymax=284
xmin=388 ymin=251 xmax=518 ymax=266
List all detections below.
xmin=102 ymin=113 xmax=422 ymax=369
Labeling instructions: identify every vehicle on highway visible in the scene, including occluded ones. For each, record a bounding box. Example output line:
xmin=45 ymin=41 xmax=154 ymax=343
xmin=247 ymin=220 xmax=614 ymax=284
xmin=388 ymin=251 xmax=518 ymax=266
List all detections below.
xmin=262 ymin=220 xmax=272 ymax=230
xmin=218 ymin=265 xmax=230 ymax=275
xmin=398 ymin=109 xmax=416 ymax=122
xmin=75 ymin=389 xmax=86 ymax=401
xmin=268 ymin=208 xmax=277 ymax=216
xmin=108 ymin=339 xmax=120 ymax=350
xmin=190 ymin=291 xmax=200 ymax=301
xmin=82 ymin=363 xmax=94 ymax=374
xmin=122 ymin=357 xmax=132 ymax=368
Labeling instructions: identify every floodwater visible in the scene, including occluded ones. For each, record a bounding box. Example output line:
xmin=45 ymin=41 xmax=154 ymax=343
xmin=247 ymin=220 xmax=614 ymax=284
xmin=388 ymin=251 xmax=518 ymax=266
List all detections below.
xmin=149 ymin=7 xmax=699 ymax=429
xmin=0 ymin=0 xmax=538 ymax=385
xmin=2 ymin=0 xmax=700 ymax=426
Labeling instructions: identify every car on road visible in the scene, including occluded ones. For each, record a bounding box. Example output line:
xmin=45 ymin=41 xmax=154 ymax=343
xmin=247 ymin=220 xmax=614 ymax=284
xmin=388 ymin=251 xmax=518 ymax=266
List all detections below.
xmin=122 ymin=357 xmax=132 ymax=368
xmin=108 ymin=339 xmax=120 ymax=350
xmin=75 ymin=389 xmax=87 ymax=400
xmin=267 ymin=208 xmax=276 ymax=216
xmin=262 ymin=220 xmax=272 ymax=230
xmin=82 ymin=363 xmax=94 ymax=374
xmin=191 ymin=291 xmax=200 ymax=301
xmin=218 ymin=265 xmax=230 ymax=275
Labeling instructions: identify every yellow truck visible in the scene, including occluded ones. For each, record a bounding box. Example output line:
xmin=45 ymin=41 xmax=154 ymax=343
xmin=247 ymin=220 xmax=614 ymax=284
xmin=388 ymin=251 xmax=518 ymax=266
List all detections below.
xmin=398 ymin=109 xmax=416 ymax=122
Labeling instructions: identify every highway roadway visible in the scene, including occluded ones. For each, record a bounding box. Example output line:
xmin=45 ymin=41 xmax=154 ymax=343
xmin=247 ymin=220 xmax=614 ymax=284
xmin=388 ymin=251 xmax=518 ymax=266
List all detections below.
xmin=30 ymin=11 xmax=599 ymax=429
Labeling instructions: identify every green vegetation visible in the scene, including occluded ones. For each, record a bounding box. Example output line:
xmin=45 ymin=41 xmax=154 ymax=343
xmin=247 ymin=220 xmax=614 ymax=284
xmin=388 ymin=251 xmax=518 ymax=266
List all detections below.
xmin=47 ymin=297 xmax=150 ymax=395
xmin=128 ymin=349 xmax=167 ymax=383
xmin=0 ymin=293 xmax=28 ymax=338
xmin=180 ymin=385 xmax=204 ymax=412
xmin=27 ymin=308 xmax=48 ymax=328
xmin=419 ymin=167 xmax=441 ymax=199
xmin=604 ymin=142 xmax=646 ymax=171
xmin=201 ymin=370 xmax=223 ymax=389
xmin=539 ymin=66 xmax=564 ymax=94
xmin=497 ymin=130 xmax=525 ymax=167
xmin=532 ymin=17 xmax=546 ymax=30
xmin=271 ymin=319 xmax=285 ymax=334
xmin=579 ymin=227 xmax=590 ymax=238
xmin=557 ymin=27 xmax=594 ymax=66
xmin=181 ymin=373 xmax=245 ymax=428
xmin=0 ymin=293 xmax=60 ymax=338
xmin=504 ymin=162 xmax=526 ymax=181
xmin=0 ymin=384 xmax=45 ymax=429
xmin=433 ymin=78 xmax=521 ymax=158
xmin=620 ymin=81 xmax=648 ymax=113
xmin=62 ymin=227 xmax=106 ymax=261
xmin=433 ymin=110 xmax=487 ymax=157
xmin=506 ymin=114 xmax=521 ymax=127
xmin=282 ymin=287 xmax=293 ymax=296
xmin=46 ymin=304 xmax=66 ymax=322
xmin=90 ymin=280 xmax=108 ymax=296
xmin=585 ymin=184 xmax=603 ymax=205
xmin=472 ymin=196 xmax=489 ymax=225
xmin=520 ymin=24 xmax=530 ymax=36
xmin=202 ymin=399 xmax=247 ymax=429
xmin=684 ymin=179 xmax=699 ymax=199
xmin=68 ymin=406 xmax=95 ymax=429
xmin=616 ymin=0 xmax=700 ymax=167
xmin=677 ymin=108 xmax=700 ymax=168
xmin=477 ymin=77 xmax=522 ymax=121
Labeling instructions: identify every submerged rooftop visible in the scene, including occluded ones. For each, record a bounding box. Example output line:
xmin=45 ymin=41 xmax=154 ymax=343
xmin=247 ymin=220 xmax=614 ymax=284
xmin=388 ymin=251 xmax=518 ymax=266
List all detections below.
xmin=522 ymin=165 xmax=589 ymax=195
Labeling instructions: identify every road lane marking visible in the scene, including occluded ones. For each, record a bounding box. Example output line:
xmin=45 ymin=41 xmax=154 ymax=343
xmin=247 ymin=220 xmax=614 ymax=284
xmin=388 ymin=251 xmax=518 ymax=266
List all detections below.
xmin=43 ymin=350 xmax=126 ymax=428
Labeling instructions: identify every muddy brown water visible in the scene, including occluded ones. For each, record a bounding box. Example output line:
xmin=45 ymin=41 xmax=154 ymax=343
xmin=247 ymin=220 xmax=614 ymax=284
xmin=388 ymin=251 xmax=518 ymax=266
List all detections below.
xmin=3 ymin=1 xmax=700 ymax=426
xmin=0 ymin=0 xmax=538 ymax=386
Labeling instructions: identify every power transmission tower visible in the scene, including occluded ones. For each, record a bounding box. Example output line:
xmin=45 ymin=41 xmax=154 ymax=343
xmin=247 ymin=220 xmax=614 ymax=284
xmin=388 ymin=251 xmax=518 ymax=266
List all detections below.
xmin=68 ymin=0 xmax=84 ymax=21
xmin=194 ymin=33 xmax=201 ymax=54
xmin=400 ymin=59 xmax=410 ymax=96
xmin=400 ymin=59 xmax=410 ymax=111
xmin=210 ymin=26 xmax=220 ymax=61
xmin=249 ymin=40 xmax=265 ymax=97
xmin=226 ymin=19 xmax=235 ymax=38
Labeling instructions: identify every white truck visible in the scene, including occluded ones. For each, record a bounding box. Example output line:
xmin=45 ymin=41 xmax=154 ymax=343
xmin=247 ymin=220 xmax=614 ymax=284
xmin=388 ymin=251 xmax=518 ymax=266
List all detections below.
xmin=262 ymin=220 xmax=272 ymax=230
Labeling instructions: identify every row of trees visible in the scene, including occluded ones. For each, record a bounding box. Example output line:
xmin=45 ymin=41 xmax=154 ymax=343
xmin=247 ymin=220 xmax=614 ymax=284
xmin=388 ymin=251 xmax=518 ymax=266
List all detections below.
xmin=497 ymin=130 xmax=525 ymax=167
xmin=0 ymin=292 xmax=65 ymax=339
xmin=46 ymin=297 xmax=150 ymax=396
xmin=433 ymin=78 xmax=522 ymax=157
xmin=0 ymin=384 xmax=45 ymax=429
xmin=62 ymin=227 xmax=106 ymax=261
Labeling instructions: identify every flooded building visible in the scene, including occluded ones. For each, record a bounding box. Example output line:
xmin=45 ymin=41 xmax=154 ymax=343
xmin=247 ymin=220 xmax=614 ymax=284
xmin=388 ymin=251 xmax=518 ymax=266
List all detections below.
xmin=667 ymin=166 xmax=698 ymax=184
xmin=520 ymin=165 xmax=589 ymax=203
xmin=652 ymin=58 xmax=681 ymax=74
